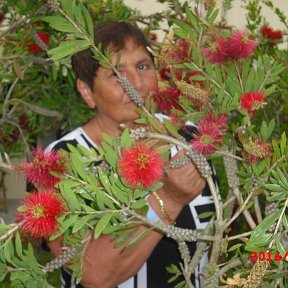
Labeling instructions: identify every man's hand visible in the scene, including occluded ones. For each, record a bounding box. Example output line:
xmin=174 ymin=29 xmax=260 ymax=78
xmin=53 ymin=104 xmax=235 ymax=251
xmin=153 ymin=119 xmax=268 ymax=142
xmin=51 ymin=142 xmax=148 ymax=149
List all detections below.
xmin=148 ymin=149 xmax=206 ymax=223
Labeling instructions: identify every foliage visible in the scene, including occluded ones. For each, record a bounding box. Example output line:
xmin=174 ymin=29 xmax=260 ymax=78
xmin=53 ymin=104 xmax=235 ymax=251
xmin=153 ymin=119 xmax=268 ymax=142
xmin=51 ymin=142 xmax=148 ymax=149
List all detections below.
xmin=0 ymin=0 xmax=288 ymax=287
xmin=0 ymin=0 xmax=138 ymax=157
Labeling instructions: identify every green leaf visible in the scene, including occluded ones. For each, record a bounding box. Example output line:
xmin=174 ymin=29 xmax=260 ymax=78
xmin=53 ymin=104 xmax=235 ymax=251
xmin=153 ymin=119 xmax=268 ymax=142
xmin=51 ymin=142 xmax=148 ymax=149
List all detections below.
xmin=48 ymin=40 xmax=91 ymax=61
xmin=280 ymin=132 xmax=287 ymax=155
xmin=70 ymin=150 xmax=87 ymax=180
xmin=3 ymin=240 xmax=13 ymax=264
xmin=102 ymin=142 xmax=118 ymax=167
xmin=172 ymin=19 xmax=193 ymax=35
xmin=270 ymin=192 xmax=287 ymax=202
xmin=114 ymin=229 xmax=137 ymax=248
xmin=61 ymin=0 xmax=76 ymax=17
xmin=207 ymin=8 xmax=219 ymax=23
xmin=98 ymin=169 xmax=111 ymax=192
xmin=272 ymin=168 xmax=288 ymax=188
xmin=245 ymin=68 xmax=255 ymax=92
xmin=124 ymin=229 xmax=151 ymax=250
xmin=264 ymin=184 xmax=285 ymax=192
xmin=42 ymin=16 xmax=80 ymax=34
xmin=228 ymin=243 xmax=242 ymax=252
xmin=110 ymin=186 xmax=128 ymax=203
xmin=272 ymin=139 xmax=281 ymax=160
xmin=275 ymin=238 xmax=286 ymax=257
xmin=102 ymin=133 xmax=113 ymax=145
xmin=74 ymin=3 xmax=85 ymax=30
xmin=120 ymin=128 xmax=133 ymax=148
xmin=260 ymin=121 xmax=268 ymax=141
xmin=15 ymin=232 xmax=23 ymax=259
xmin=72 ymin=215 xmax=92 ymax=233
xmin=197 ymin=211 xmax=214 ymax=219
xmin=251 ymin=211 xmax=281 ymax=238
xmin=185 ymin=6 xmax=200 ymax=29
xmin=130 ymin=198 xmax=147 ymax=209
xmin=54 ymin=215 xmax=78 ymax=236
xmin=174 ymin=280 xmax=186 ymax=288
xmin=283 ymin=215 xmax=288 ymax=230
xmin=94 ymin=213 xmax=113 ymax=238
xmin=163 ymin=119 xmax=180 ymax=139
xmin=59 ymin=183 xmax=80 ymax=211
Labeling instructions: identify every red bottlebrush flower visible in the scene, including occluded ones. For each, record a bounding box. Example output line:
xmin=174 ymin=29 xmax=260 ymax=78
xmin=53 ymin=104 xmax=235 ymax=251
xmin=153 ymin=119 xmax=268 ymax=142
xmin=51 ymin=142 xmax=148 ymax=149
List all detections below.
xmin=260 ymin=25 xmax=283 ymax=40
xmin=21 ymin=148 xmax=67 ymax=189
xmin=118 ymin=143 xmax=163 ymax=189
xmin=16 ymin=191 xmax=66 ymax=238
xmin=191 ymin=114 xmax=228 ymax=154
xmin=26 ymin=31 xmax=50 ymax=53
xmin=152 ymin=87 xmax=183 ymax=113
xmin=225 ymin=31 xmax=258 ymax=60
xmin=243 ymin=139 xmax=272 ymax=163
xmin=192 ymin=127 xmax=220 ymax=154
xmin=202 ymin=36 xmax=228 ymax=64
xmin=199 ymin=113 xmax=228 ymax=135
xmin=241 ymin=91 xmax=265 ymax=115
xmin=159 ymin=68 xmax=171 ymax=81
xmin=260 ymin=25 xmax=273 ymax=38
xmin=150 ymin=33 xmax=157 ymax=41
xmin=162 ymin=39 xmax=190 ymax=63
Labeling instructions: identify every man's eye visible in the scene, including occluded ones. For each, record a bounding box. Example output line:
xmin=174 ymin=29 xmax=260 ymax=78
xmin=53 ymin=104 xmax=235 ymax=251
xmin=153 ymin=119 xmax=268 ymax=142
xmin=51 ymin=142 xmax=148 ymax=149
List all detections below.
xmin=138 ymin=64 xmax=148 ymax=70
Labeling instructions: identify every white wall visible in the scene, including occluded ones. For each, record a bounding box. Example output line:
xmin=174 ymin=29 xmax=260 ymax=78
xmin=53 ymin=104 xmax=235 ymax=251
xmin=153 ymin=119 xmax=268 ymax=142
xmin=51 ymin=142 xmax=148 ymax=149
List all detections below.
xmin=2 ymin=160 xmax=26 ymax=200
xmin=224 ymin=0 xmax=287 ymax=31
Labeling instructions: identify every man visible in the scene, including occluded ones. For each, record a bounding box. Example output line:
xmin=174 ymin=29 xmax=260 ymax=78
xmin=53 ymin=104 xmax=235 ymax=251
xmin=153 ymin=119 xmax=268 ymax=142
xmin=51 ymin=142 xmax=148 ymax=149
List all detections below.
xmin=46 ymin=21 xmax=215 ymax=288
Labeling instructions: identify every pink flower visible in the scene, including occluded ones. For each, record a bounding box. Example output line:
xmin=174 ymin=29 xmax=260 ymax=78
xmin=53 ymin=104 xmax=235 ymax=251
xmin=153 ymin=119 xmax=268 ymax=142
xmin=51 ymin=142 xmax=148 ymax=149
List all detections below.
xmin=118 ymin=144 xmax=163 ymax=189
xmin=152 ymin=87 xmax=183 ymax=113
xmin=202 ymin=36 xmax=228 ymax=64
xmin=241 ymin=91 xmax=265 ymax=115
xmin=21 ymin=148 xmax=67 ymax=189
xmin=192 ymin=128 xmax=219 ymax=154
xmin=198 ymin=113 xmax=228 ymax=135
xmin=225 ymin=31 xmax=258 ymax=60
xmin=16 ymin=191 xmax=66 ymax=238
xmin=191 ymin=114 xmax=228 ymax=154
xmin=243 ymin=139 xmax=272 ymax=163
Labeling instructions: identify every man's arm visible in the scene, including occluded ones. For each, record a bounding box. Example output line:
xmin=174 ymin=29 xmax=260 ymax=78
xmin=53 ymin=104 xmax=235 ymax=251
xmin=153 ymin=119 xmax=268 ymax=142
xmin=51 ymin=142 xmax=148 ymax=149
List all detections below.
xmin=48 ymin=150 xmax=206 ymax=288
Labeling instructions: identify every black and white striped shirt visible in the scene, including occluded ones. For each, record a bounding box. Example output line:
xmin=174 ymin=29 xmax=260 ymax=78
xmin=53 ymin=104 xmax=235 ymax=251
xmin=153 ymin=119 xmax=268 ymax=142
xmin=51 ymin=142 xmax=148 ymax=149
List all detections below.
xmin=46 ymin=123 xmax=218 ymax=288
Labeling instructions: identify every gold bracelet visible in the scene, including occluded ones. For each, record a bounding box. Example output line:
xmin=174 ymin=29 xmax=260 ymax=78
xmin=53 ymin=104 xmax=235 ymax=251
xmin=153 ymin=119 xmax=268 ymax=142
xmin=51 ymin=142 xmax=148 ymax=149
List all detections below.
xmin=152 ymin=191 xmax=176 ymax=225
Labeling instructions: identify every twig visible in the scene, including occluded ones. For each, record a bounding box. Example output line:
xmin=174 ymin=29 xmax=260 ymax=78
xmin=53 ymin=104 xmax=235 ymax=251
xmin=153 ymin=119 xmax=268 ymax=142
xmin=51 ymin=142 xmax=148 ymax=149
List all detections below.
xmin=253 ymin=196 xmax=262 ymax=224
xmin=225 ymin=187 xmax=256 ymax=229
xmin=219 ymin=258 xmax=242 ymax=275
xmin=0 ymin=5 xmax=49 ymax=40
xmin=268 ymin=197 xmax=288 ymax=250
xmin=0 ymin=222 xmax=23 ymax=242
xmin=5 ymin=120 xmax=31 ymax=156
xmin=227 ymin=231 xmax=252 ymax=241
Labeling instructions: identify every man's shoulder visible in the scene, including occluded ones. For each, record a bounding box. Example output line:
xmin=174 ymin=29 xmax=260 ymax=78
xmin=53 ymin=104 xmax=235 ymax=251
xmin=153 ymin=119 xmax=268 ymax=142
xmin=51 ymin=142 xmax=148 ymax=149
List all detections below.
xmin=45 ymin=127 xmax=95 ymax=152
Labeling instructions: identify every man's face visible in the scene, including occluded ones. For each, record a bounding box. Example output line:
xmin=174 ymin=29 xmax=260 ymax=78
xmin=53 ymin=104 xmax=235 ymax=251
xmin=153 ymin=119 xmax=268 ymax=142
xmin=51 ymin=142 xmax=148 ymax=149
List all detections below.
xmin=89 ymin=39 xmax=158 ymax=127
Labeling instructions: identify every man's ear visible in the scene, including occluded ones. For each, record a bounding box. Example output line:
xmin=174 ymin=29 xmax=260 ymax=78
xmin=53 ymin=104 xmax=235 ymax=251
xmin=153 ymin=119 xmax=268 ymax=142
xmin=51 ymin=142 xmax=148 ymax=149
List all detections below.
xmin=76 ymin=79 xmax=96 ymax=109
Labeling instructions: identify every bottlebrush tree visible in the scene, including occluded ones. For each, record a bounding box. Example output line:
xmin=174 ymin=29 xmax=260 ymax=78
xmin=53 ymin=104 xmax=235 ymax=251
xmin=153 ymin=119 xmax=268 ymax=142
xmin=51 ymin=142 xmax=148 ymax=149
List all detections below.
xmin=0 ymin=0 xmax=287 ymax=287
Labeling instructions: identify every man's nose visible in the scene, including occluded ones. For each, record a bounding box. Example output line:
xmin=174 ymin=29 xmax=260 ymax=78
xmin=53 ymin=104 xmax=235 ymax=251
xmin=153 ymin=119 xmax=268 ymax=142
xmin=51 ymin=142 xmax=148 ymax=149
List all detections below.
xmin=126 ymin=69 xmax=143 ymax=92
